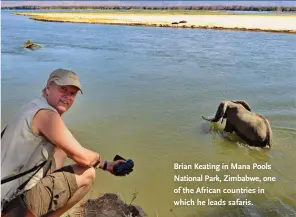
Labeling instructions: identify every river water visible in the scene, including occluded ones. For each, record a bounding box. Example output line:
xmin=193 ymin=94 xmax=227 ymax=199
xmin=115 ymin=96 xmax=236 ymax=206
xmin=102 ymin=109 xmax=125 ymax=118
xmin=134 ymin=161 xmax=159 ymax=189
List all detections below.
xmin=1 ymin=11 xmax=296 ymax=217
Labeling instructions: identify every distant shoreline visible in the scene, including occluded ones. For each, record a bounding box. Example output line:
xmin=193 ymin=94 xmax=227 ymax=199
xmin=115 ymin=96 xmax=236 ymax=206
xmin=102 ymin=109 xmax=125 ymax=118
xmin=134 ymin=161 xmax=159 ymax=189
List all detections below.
xmin=14 ymin=12 xmax=296 ymax=34
xmin=2 ymin=5 xmax=296 ymax=12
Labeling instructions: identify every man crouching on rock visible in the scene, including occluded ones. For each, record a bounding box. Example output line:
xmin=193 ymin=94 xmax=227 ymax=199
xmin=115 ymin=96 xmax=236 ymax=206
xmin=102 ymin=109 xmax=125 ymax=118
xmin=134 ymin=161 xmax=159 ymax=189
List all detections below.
xmin=1 ymin=69 xmax=126 ymax=217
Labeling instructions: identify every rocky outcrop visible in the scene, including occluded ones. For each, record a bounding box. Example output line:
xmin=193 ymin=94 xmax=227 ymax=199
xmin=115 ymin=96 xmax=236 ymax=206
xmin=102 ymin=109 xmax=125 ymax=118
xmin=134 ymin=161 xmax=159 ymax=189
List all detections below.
xmin=21 ymin=40 xmax=42 ymax=50
xmin=67 ymin=193 xmax=147 ymax=217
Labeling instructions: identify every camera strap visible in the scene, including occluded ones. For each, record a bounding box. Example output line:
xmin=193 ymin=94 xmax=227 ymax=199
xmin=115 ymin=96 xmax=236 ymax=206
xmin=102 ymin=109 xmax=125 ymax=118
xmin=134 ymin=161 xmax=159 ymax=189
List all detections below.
xmin=1 ymin=126 xmax=7 ymax=138
xmin=1 ymin=161 xmax=47 ymax=185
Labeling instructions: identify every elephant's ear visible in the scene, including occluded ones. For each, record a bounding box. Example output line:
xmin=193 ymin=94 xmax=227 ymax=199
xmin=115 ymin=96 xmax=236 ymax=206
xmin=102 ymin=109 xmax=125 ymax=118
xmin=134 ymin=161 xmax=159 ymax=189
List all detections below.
xmin=232 ymin=100 xmax=251 ymax=111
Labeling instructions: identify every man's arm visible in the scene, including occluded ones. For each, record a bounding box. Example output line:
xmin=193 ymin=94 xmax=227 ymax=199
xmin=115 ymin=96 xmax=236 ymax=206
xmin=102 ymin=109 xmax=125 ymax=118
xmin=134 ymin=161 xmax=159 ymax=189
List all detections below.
xmin=32 ymin=109 xmax=103 ymax=168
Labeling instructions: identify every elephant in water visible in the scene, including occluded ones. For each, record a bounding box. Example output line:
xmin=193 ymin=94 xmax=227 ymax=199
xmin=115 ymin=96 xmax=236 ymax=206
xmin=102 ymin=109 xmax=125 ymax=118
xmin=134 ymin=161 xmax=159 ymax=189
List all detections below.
xmin=21 ymin=40 xmax=42 ymax=50
xmin=202 ymin=100 xmax=272 ymax=148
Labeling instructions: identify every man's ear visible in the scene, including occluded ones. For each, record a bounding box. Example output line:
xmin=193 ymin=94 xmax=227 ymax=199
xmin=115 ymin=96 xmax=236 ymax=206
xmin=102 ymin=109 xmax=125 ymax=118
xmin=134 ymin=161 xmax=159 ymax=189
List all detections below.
xmin=45 ymin=83 xmax=51 ymax=95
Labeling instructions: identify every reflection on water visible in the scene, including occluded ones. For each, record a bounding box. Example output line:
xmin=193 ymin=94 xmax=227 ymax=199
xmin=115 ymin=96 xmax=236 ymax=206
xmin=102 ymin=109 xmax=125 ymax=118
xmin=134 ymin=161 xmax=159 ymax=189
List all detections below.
xmin=2 ymin=11 xmax=296 ymax=217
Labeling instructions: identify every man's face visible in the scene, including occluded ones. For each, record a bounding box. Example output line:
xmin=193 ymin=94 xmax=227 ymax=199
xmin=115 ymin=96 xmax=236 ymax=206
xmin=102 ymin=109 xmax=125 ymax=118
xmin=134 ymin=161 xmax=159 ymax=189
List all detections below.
xmin=45 ymin=82 xmax=79 ymax=115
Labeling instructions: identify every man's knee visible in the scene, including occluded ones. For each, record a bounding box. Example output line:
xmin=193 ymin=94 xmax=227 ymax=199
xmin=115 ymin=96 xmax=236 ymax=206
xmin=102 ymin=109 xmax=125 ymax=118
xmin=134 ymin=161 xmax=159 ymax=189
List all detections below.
xmin=72 ymin=165 xmax=96 ymax=188
xmin=83 ymin=167 xmax=96 ymax=184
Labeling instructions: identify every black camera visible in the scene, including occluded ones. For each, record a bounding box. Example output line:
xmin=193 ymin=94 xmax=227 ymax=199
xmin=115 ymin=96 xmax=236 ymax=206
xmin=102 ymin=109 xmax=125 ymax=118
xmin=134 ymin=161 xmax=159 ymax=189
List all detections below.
xmin=113 ymin=155 xmax=134 ymax=176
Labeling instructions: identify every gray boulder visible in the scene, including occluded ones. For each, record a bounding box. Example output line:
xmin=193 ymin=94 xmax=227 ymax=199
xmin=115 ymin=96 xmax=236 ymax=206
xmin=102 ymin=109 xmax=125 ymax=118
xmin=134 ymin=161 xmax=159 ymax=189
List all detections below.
xmin=21 ymin=40 xmax=42 ymax=50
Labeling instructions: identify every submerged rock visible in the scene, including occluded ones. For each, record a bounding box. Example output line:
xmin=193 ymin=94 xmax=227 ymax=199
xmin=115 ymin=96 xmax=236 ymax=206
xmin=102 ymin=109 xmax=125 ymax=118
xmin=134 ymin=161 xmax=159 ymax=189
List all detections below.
xmin=21 ymin=40 xmax=42 ymax=50
xmin=67 ymin=193 xmax=147 ymax=217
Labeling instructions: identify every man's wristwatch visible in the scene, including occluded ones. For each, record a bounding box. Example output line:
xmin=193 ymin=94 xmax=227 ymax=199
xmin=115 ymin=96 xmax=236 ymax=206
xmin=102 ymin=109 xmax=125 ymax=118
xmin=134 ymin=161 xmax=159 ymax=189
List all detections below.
xmin=103 ymin=161 xmax=108 ymax=171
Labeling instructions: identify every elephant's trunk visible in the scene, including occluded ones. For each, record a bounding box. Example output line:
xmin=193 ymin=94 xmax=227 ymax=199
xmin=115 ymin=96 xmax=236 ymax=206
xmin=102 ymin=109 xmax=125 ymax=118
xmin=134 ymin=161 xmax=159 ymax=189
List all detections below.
xmin=202 ymin=102 xmax=228 ymax=122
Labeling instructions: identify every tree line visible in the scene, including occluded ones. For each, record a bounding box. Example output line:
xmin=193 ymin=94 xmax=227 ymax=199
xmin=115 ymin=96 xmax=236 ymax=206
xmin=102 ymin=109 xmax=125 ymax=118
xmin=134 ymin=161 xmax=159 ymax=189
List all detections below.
xmin=1 ymin=5 xmax=296 ymax=12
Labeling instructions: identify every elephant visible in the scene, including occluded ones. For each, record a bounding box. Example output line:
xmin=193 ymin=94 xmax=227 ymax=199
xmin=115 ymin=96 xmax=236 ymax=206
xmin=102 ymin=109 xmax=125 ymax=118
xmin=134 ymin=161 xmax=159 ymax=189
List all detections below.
xmin=202 ymin=100 xmax=272 ymax=148
xmin=21 ymin=40 xmax=42 ymax=50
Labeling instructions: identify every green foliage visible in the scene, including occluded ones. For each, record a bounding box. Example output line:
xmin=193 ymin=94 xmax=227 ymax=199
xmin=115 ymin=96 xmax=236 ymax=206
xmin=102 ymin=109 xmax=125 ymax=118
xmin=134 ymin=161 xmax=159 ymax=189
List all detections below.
xmin=129 ymin=190 xmax=139 ymax=205
xmin=2 ymin=5 xmax=296 ymax=12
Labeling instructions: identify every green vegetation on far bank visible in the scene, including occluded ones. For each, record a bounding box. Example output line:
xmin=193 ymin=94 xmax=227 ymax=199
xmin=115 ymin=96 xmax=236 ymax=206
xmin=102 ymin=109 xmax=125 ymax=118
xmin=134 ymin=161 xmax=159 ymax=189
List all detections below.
xmin=2 ymin=5 xmax=296 ymax=12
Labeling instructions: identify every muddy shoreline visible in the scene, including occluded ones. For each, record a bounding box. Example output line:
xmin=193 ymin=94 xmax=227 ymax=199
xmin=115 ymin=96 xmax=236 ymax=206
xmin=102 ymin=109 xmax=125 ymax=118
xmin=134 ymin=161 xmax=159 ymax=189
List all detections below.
xmin=67 ymin=193 xmax=147 ymax=217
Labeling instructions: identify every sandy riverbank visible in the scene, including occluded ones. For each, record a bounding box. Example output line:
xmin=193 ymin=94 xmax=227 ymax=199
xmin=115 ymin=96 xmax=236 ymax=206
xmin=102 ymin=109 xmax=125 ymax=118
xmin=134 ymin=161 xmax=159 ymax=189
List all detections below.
xmin=14 ymin=12 xmax=296 ymax=33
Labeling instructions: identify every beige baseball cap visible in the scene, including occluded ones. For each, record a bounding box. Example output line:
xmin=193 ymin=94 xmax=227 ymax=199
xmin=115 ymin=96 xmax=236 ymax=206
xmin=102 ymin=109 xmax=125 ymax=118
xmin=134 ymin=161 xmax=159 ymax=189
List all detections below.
xmin=47 ymin=68 xmax=83 ymax=94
